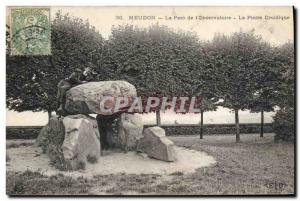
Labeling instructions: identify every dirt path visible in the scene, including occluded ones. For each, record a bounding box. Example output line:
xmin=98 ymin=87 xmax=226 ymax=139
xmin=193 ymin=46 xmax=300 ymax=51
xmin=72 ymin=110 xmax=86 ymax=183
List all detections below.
xmin=6 ymin=140 xmax=216 ymax=179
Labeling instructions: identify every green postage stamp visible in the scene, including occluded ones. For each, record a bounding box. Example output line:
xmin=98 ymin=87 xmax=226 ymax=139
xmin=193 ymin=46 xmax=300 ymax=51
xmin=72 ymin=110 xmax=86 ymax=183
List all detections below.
xmin=10 ymin=7 xmax=51 ymax=55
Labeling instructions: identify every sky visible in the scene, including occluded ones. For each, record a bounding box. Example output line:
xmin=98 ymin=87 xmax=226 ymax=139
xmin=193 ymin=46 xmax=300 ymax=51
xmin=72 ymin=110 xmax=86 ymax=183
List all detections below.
xmin=50 ymin=6 xmax=294 ymax=44
xmin=6 ymin=6 xmax=293 ymax=126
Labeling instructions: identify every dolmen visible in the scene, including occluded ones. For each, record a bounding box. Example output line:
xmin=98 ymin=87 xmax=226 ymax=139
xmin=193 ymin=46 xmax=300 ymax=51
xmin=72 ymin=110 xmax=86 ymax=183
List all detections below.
xmin=36 ymin=81 xmax=177 ymax=170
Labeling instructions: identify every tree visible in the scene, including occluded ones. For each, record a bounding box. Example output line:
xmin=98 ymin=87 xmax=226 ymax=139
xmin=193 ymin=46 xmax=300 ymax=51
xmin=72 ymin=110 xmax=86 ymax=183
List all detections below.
xmin=6 ymin=11 xmax=104 ymax=123
xmin=171 ymin=33 xmax=213 ymax=128
xmin=273 ymin=42 xmax=294 ymax=109
xmin=193 ymin=44 xmax=219 ymax=139
xmin=248 ymin=42 xmax=279 ymax=137
xmin=99 ymin=25 xmax=205 ymax=124
xmin=198 ymin=98 xmax=218 ymax=139
xmin=210 ymin=31 xmax=269 ymax=142
xmin=272 ymin=42 xmax=294 ymax=141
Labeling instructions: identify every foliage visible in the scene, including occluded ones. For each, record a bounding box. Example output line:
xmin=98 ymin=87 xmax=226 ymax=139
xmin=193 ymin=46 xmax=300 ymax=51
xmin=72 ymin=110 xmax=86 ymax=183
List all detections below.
xmin=273 ymin=42 xmax=294 ymax=108
xmin=195 ymin=42 xmax=221 ymax=112
xmin=35 ymin=118 xmax=67 ymax=170
xmin=6 ymin=11 xmax=104 ymax=113
xmin=99 ymin=25 xmax=205 ymax=112
xmin=208 ymin=31 xmax=270 ymax=111
xmin=204 ymin=31 xmax=278 ymax=141
xmin=273 ymin=107 xmax=294 ymax=142
xmin=36 ymin=116 xmax=88 ymax=170
xmin=51 ymin=11 xmax=104 ymax=78
xmin=147 ymin=123 xmax=274 ymax=135
xmin=248 ymin=44 xmax=280 ymax=113
xmin=272 ymin=42 xmax=294 ymax=142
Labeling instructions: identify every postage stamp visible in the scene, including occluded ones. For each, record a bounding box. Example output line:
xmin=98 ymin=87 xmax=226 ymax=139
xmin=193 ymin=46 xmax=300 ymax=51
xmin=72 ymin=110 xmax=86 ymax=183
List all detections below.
xmin=10 ymin=7 xmax=51 ymax=55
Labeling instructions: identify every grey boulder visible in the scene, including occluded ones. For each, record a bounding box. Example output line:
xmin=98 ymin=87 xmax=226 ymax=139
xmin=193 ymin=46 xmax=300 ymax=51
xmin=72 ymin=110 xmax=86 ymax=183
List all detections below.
xmin=137 ymin=127 xmax=177 ymax=162
xmin=62 ymin=114 xmax=101 ymax=169
xmin=117 ymin=113 xmax=144 ymax=151
xmin=64 ymin=81 xmax=137 ymax=115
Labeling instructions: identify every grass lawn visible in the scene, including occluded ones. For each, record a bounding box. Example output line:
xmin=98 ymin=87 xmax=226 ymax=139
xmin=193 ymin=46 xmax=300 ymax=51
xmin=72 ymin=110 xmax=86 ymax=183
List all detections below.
xmin=6 ymin=134 xmax=294 ymax=195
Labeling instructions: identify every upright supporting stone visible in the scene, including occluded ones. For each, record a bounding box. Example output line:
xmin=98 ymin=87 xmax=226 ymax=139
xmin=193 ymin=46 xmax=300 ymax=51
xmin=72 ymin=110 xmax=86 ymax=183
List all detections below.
xmin=62 ymin=114 xmax=101 ymax=169
xmin=137 ymin=127 xmax=177 ymax=162
xmin=36 ymin=114 xmax=101 ymax=170
xmin=117 ymin=113 xmax=144 ymax=151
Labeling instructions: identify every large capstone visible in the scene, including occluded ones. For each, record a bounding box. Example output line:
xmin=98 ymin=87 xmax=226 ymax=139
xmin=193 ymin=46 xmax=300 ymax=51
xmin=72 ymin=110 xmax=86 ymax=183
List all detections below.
xmin=62 ymin=114 xmax=101 ymax=169
xmin=137 ymin=127 xmax=177 ymax=162
xmin=64 ymin=81 xmax=137 ymax=115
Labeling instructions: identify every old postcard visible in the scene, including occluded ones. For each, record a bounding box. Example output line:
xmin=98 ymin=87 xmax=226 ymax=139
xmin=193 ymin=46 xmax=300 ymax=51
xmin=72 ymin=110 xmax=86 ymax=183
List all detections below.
xmin=6 ymin=6 xmax=295 ymax=196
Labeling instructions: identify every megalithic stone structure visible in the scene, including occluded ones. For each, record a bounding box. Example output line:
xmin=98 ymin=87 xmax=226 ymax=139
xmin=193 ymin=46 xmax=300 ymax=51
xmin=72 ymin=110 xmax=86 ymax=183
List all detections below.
xmin=36 ymin=80 xmax=177 ymax=171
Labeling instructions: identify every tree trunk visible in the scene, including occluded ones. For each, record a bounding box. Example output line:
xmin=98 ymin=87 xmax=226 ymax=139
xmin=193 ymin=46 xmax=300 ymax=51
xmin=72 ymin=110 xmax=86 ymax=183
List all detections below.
xmin=260 ymin=110 xmax=264 ymax=138
xmin=200 ymin=110 xmax=204 ymax=139
xmin=47 ymin=110 xmax=52 ymax=124
xmin=235 ymin=109 xmax=240 ymax=142
xmin=156 ymin=110 xmax=161 ymax=126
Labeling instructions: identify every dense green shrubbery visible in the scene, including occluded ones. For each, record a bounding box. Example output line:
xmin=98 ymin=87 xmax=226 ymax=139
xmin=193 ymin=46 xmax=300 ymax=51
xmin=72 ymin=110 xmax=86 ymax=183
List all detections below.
xmin=36 ymin=117 xmax=88 ymax=171
xmin=273 ymin=107 xmax=295 ymax=142
xmin=35 ymin=117 xmax=68 ymax=170
xmin=156 ymin=124 xmax=274 ymax=136
xmin=6 ymin=11 xmax=104 ymax=114
xmin=272 ymin=43 xmax=294 ymax=142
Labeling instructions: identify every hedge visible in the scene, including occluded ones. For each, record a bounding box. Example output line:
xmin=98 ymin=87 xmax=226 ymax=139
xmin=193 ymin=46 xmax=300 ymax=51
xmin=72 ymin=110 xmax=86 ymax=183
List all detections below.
xmin=7 ymin=123 xmax=273 ymax=139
